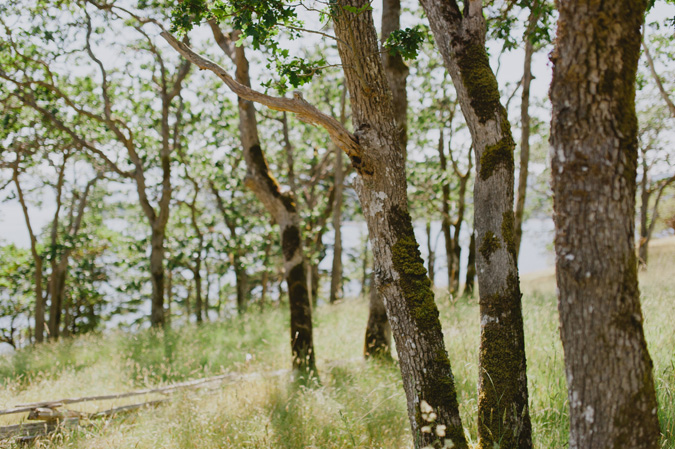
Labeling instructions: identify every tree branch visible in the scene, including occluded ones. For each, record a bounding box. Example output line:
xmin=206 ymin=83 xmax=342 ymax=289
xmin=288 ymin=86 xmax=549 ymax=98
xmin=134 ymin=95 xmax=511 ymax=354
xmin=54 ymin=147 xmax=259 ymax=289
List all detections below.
xmin=159 ymin=31 xmax=364 ymax=167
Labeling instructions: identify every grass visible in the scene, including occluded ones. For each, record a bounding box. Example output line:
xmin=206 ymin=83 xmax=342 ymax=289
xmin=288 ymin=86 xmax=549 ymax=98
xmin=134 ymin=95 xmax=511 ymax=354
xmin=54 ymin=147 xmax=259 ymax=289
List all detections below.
xmin=0 ymin=236 xmax=674 ymax=448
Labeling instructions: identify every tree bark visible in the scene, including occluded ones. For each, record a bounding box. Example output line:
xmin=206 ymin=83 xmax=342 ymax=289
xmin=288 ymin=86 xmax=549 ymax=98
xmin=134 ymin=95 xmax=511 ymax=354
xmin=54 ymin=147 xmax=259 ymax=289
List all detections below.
xmin=426 ymin=221 xmax=435 ymax=285
xmin=549 ymin=1 xmax=660 ymax=447
xmin=208 ymin=24 xmax=316 ymax=376
xmin=330 ymin=86 xmax=347 ymax=304
xmin=364 ymin=271 xmax=392 ymax=360
xmin=333 ymin=3 xmax=466 ymax=446
xmin=419 ymin=1 xmax=532 ymax=446
xmin=149 ymin=227 xmax=166 ymax=327
xmin=514 ymin=4 xmax=541 ymax=258
xmin=464 ymin=231 xmax=476 ymax=296
xmin=362 ymin=0 xmax=406 ymax=363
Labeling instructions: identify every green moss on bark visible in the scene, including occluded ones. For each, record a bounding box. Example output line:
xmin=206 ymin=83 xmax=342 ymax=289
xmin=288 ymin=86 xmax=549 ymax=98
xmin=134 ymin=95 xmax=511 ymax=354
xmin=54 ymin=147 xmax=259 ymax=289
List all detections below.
xmin=478 ymin=273 xmax=530 ymax=449
xmin=391 ymin=233 xmax=440 ymax=331
xmin=457 ymin=42 xmax=501 ymax=124
xmin=479 ymin=109 xmax=516 ymax=181
xmin=479 ymin=231 xmax=501 ymax=262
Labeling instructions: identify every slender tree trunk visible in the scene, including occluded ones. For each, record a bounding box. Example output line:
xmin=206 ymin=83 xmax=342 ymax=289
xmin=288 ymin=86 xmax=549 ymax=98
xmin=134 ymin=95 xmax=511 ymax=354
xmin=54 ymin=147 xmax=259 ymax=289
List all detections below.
xmin=426 ymin=221 xmax=435 ymax=285
xmin=514 ymin=4 xmax=540 ymax=258
xmin=639 ymin=155 xmax=651 ymax=266
xmin=364 ymin=271 xmax=392 ymax=359
xmin=333 ymin=3 xmax=466 ymax=446
xmin=549 ymin=1 xmax=660 ymax=447
xmin=464 ymin=231 xmax=476 ymax=296
xmin=419 ymin=1 xmax=532 ymax=446
xmin=166 ymin=269 xmax=173 ymax=327
xmin=13 ymin=164 xmax=45 ymax=343
xmin=48 ymin=159 xmax=67 ymax=339
xmin=209 ymin=24 xmax=316 ymax=375
xmin=193 ymin=262 xmax=203 ymax=323
xmin=360 ymin=235 xmax=369 ymax=298
xmin=438 ymin=132 xmax=455 ymax=295
xmin=149 ymin=227 xmax=166 ymax=327
xmin=329 ymin=89 xmax=346 ymax=303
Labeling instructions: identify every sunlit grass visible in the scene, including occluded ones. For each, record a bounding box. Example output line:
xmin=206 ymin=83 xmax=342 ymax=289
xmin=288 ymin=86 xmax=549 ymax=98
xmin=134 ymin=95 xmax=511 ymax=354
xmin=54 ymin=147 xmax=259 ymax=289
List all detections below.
xmin=1 ymin=237 xmax=673 ymax=448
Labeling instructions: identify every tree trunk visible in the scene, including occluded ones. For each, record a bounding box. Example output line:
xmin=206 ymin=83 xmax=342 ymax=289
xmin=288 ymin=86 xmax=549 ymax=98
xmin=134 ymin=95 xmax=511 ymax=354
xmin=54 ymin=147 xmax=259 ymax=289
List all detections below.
xmin=419 ymin=2 xmax=532 ymax=446
xmin=639 ymin=155 xmax=651 ymax=266
xmin=13 ymin=164 xmax=45 ymax=343
xmin=361 ymin=0 xmax=404 ymax=366
xmin=329 ymin=89 xmax=346 ymax=303
xmin=438 ymin=132 xmax=455 ymax=296
xmin=464 ymin=231 xmax=476 ymax=296
xmin=549 ymin=1 xmax=660 ymax=447
xmin=149 ymin=227 xmax=166 ymax=327
xmin=514 ymin=4 xmax=540 ymax=259
xmin=333 ymin=3 xmax=466 ymax=446
xmin=209 ymin=24 xmax=316 ymax=375
xmin=426 ymin=221 xmax=435 ymax=285
xmin=193 ymin=262 xmax=203 ymax=323
xmin=364 ymin=271 xmax=392 ymax=359
xmin=166 ymin=268 xmax=173 ymax=327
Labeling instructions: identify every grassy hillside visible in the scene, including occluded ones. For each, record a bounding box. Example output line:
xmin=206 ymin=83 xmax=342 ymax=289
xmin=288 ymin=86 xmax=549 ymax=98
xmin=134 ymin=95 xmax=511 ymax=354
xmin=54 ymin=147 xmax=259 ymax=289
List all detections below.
xmin=1 ymin=237 xmax=674 ymax=448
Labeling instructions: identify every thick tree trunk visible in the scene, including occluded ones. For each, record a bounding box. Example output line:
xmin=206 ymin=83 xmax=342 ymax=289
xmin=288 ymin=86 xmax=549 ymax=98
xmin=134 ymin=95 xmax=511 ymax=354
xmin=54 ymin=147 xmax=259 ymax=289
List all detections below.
xmin=549 ymin=1 xmax=660 ymax=448
xmin=333 ymin=2 xmax=466 ymax=446
xmin=514 ymin=5 xmax=540 ymax=258
xmin=149 ymin=227 xmax=166 ymax=327
xmin=419 ymin=2 xmax=532 ymax=447
xmin=362 ymin=0 xmax=405 ymax=363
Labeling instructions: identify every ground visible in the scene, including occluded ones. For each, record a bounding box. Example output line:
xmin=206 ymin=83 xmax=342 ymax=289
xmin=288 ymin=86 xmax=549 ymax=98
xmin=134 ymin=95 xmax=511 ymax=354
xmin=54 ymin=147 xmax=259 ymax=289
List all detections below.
xmin=1 ymin=237 xmax=674 ymax=448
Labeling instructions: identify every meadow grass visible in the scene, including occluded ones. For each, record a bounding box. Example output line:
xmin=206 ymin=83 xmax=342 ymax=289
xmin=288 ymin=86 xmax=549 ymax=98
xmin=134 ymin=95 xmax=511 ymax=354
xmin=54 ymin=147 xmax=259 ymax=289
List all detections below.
xmin=0 ymin=237 xmax=674 ymax=448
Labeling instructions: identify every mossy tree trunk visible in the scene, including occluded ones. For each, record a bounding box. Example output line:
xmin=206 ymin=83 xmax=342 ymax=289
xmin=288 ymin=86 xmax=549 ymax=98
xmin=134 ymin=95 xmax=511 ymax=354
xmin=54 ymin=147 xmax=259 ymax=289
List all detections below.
xmin=209 ymin=23 xmax=316 ymax=376
xmin=419 ymin=1 xmax=532 ymax=447
xmin=549 ymin=1 xmax=660 ymax=446
xmin=333 ymin=2 xmax=466 ymax=447
xmin=363 ymin=0 xmax=406 ymax=361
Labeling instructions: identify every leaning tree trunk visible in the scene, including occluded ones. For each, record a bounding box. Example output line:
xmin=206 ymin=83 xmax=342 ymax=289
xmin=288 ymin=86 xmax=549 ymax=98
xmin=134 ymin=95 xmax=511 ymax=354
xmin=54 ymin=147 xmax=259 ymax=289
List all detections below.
xmin=549 ymin=1 xmax=660 ymax=448
xmin=333 ymin=2 xmax=466 ymax=447
xmin=209 ymin=24 xmax=316 ymax=375
xmin=363 ymin=0 xmax=406 ymax=360
xmin=419 ymin=1 xmax=532 ymax=447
